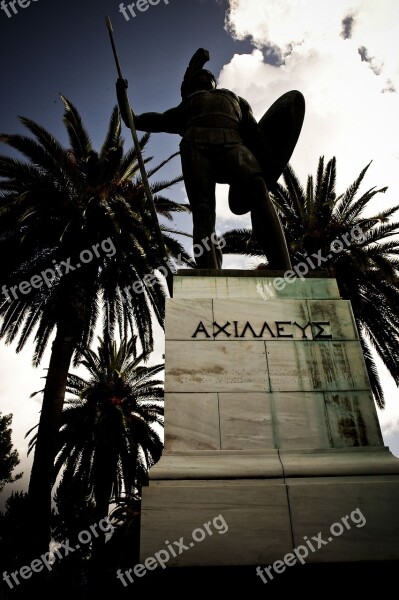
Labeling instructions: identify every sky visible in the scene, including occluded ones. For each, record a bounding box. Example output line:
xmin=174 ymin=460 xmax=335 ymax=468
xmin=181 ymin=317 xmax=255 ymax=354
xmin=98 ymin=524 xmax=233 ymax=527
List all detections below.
xmin=0 ymin=0 xmax=399 ymax=504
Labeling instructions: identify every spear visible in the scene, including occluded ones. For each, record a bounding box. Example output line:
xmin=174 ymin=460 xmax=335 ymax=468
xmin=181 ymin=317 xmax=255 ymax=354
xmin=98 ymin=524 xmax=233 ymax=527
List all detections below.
xmin=105 ymin=15 xmax=173 ymax=296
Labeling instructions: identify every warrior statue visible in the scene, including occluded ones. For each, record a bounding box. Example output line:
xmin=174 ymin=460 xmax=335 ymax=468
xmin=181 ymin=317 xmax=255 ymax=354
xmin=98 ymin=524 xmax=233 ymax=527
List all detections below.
xmin=116 ymin=48 xmax=304 ymax=270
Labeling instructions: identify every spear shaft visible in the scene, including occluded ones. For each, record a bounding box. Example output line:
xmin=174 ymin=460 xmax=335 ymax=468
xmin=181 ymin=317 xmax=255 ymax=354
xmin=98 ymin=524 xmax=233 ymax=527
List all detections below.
xmin=105 ymin=16 xmax=173 ymax=296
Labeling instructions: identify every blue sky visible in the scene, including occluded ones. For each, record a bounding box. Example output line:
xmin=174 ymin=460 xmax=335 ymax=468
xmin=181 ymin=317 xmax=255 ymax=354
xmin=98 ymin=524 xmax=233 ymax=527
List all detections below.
xmin=0 ymin=0 xmax=251 ymax=154
xmin=1 ymin=0 xmax=399 ymax=504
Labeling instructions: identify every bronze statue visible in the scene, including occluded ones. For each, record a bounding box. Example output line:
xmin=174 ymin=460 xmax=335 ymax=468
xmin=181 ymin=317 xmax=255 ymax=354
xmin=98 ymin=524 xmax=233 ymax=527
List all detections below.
xmin=117 ymin=48 xmax=304 ymax=270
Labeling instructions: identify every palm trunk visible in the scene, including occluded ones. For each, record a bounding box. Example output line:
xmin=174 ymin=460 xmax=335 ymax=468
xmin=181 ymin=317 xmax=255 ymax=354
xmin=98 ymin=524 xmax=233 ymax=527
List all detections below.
xmin=27 ymin=322 xmax=78 ymax=556
xmin=131 ymin=439 xmax=141 ymax=564
xmin=88 ymin=432 xmax=119 ymax=591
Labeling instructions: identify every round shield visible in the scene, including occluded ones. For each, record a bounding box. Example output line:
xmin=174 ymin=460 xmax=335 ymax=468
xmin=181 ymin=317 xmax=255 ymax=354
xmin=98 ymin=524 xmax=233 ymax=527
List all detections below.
xmin=229 ymin=90 xmax=305 ymax=215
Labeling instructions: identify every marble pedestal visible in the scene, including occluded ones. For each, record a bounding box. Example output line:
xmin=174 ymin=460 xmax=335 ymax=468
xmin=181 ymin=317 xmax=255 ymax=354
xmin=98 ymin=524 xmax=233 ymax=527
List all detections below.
xmin=140 ymin=271 xmax=399 ymax=566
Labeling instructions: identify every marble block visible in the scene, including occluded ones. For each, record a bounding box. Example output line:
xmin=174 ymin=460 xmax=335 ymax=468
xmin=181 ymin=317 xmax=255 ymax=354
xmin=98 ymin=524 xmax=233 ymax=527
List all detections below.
xmin=141 ymin=480 xmax=293 ymax=566
xmin=165 ymin=340 xmax=269 ymax=393
xmin=219 ymin=393 xmax=274 ymax=450
xmin=266 ymin=341 xmax=369 ymax=392
xmin=172 ymin=272 xmax=341 ymax=300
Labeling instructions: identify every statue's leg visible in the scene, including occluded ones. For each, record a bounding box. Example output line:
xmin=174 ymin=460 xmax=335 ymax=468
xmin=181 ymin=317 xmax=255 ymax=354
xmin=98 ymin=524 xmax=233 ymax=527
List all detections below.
xmin=250 ymin=175 xmax=292 ymax=270
xmin=225 ymin=146 xmax=292 ymax=270
xmin=180 ymin=143 xmax=222 ymax=269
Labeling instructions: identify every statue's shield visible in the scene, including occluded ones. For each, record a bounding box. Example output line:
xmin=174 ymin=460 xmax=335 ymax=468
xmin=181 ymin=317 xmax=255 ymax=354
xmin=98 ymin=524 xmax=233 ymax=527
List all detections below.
xmin=228 ymin=90 xmax=305 ymax=215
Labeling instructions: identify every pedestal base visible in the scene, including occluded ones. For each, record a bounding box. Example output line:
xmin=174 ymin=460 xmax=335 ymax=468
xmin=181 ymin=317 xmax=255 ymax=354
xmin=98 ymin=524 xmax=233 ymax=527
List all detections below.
xmin=140 ymin=273 xmax=399 ymax=568
xmin=140 ymin=448 xmax=399 ymax=565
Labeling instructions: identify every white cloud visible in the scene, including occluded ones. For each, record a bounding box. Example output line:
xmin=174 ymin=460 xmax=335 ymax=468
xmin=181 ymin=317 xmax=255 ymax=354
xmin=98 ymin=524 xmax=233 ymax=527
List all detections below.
xmin=225 ymin=0 xmax=399 ymax=78
xmin=215 ymin=183 xmax=251 ymax=227
xmin=375 ymin=353 xmax=399 ymax=438
xmin=0 ymin=340 xmax=45 ymax=506
xmin=220 ymin=0 xmax=399 ymax=214
xmin=226 ymin=0 xmax=353 ymax=53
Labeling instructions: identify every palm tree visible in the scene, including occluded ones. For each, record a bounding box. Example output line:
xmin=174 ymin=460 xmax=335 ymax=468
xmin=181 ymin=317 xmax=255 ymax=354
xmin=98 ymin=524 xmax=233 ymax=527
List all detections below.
xmin=65 ymin=336 xmax=162 ymax=511
xmin=28 ymin=335 xmax=163 ymax=539
xmin=0 ymin=96 xmax=190 ymax=553
xmin=222 ymin=157 xmax=399 ymax=408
